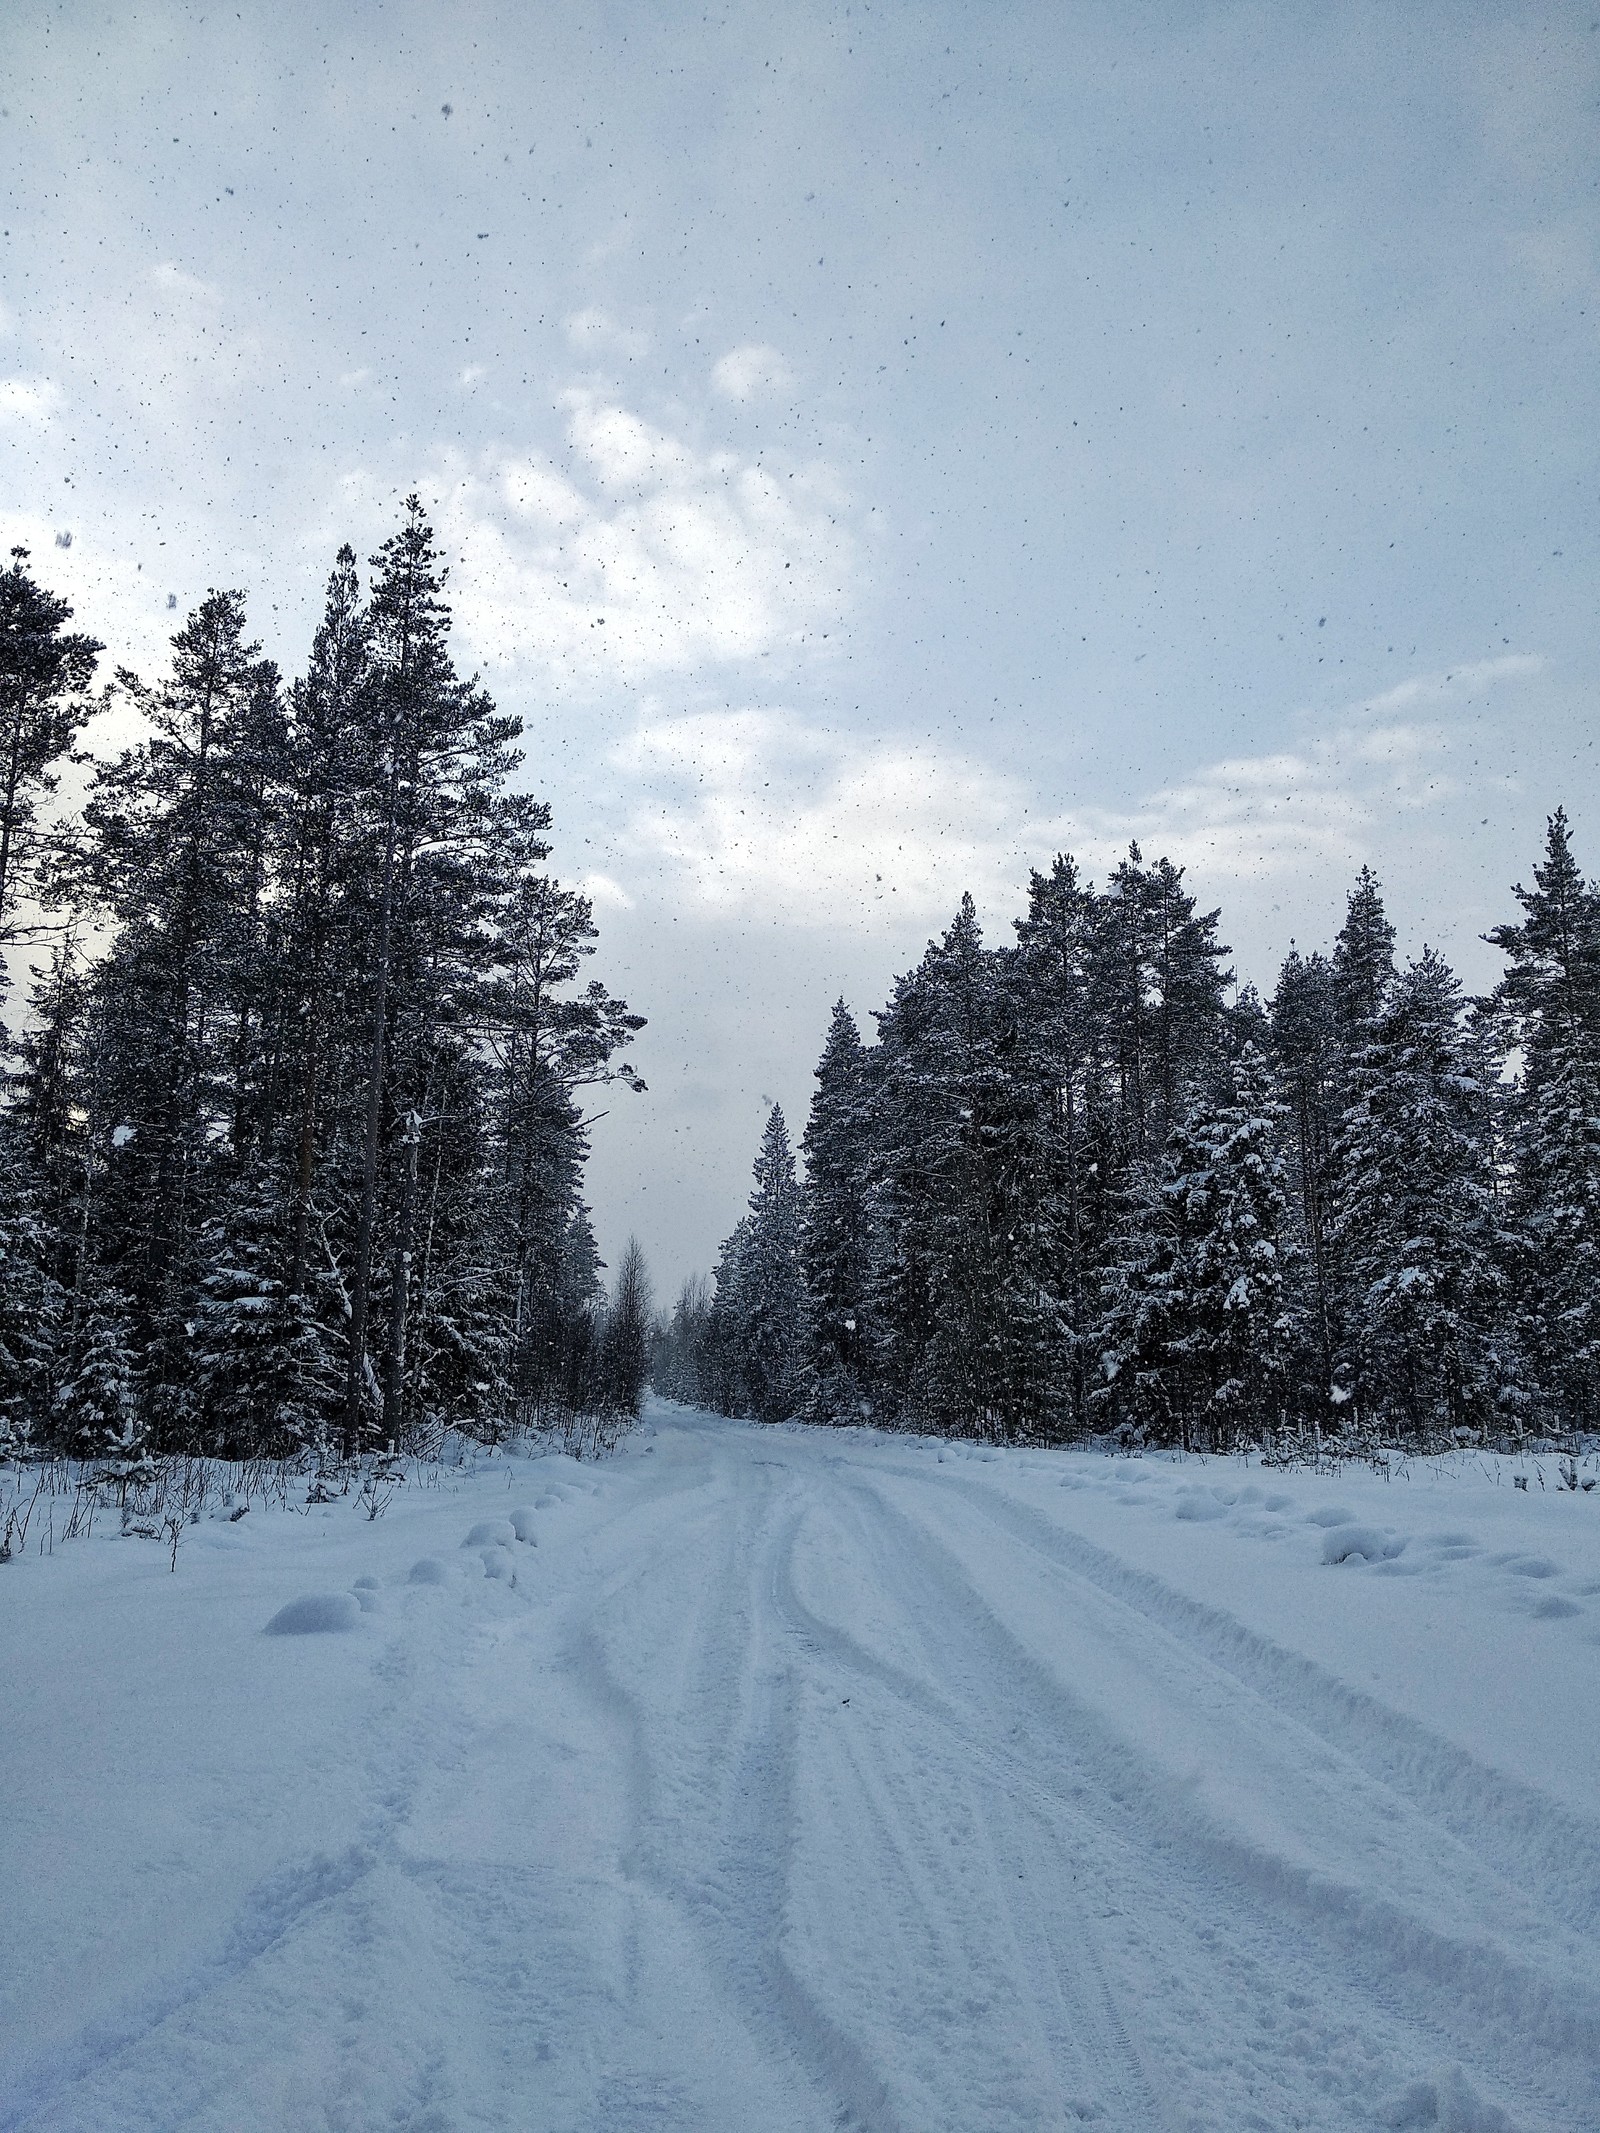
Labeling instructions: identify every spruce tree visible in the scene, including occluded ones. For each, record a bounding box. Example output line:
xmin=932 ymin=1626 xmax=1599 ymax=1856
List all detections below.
xmin=1487 ymin=809 xmax=1600 ymax=1429
xmin=190 ymin=1170 xmax=337 ymax=1457
xmin=53 ymin=1277 xmax=139 ymax=1467
xmin=600 ymin=1238 xmax=653 ymax=1417
xmin=1269 ymin=946 xmax=1341 ymax=1401
xmin=0 ymin=1132 xmax=57 ymax=1452
xmin=799 ymin=1000 xmax=874 ymax=1422
xmin=1330 ymin=950 xmax=1517 ymax=1438
xmin=741 ymin=1106 xmax=806 ymax=1422
xmin=706 ymin=1217 xmax=754 ymax=1416
xmin=1097 ymin=1044 xmax=1292 ymax=1449
xmin=1332 ymin=865 xmax=1397 ymax=1043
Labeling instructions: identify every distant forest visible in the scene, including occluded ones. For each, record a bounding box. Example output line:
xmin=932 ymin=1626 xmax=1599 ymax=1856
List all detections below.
xmin=657 ymin=823 xmax=1600 ymax=1454
xmin=6 ymin=525 xmax=1596 ymax=1471
xmin=0 ymin=509 xmax=649 ymax=1471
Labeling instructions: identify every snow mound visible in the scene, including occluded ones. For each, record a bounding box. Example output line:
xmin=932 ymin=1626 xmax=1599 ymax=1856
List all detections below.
xmin=1305 ymin=1503 xmax=1359 ymax=1527
xmin=508 ymin=1506 xmax=540 ymax=1542
xmin=1322 ymin=1523 xmax=1408 ymax=1565
xmin=1174 ymin=1488 xmax=1229 ymax=1522
xmin=1385 ymin=2063 xmax=1515 ymax=2129
xmin=480 ymin=1548 xmax=513 ymax=1581
xmin=407 ymin=1557 xmax=449 ymax=1585
xmin=264 ymin=1593 xmax=362 ymax=1636
xmin=463 ymin=1519 xmax=516 ymax=1549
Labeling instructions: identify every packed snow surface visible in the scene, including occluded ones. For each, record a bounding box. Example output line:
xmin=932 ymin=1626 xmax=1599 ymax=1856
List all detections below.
xmin=3 ymin=1402 xmax=1599 ymax=2131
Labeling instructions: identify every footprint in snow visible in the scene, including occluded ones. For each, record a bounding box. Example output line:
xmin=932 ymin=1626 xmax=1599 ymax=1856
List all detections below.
xmin=1320 ymin=1524 xmax=1409 ymax=1565
xmin=1384 ymin=2061 xmax=1514 ymax=2129
xmin=1173 ymin=1488 xmax=1229 ymax=1522
xmin=462 ymin=1519 xmax=517 ymax=1550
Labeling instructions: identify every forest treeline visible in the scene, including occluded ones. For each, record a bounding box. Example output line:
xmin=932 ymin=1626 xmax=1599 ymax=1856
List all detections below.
xmin=0 ymin=511 xmax=649 ymax=1469
xmin=656 ymin=829 xmax=1600 ymax=1452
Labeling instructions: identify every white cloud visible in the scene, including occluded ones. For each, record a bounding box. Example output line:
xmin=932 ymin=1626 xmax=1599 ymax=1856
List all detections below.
xmin=0 ymin=377 xmax=63 ymax=425
xmin=606 ymin=658 xmax=1547 ymax=944
xmin=711 ymin=343 xmax=795 ymax=402
xmin=563 ymin=307 xmax=651 ymax=360
xmin=581 ymin=871 xmax=634 ymax=911
xmin=0 ymin=510 xmax=181 ymax=716
xmin=614 ymin=709 xmax=1029 ymax=928
xmin=151 ymin=260 xmax=221 ymax=302
xmin=436 ymin=390 xmax=856 ymax=690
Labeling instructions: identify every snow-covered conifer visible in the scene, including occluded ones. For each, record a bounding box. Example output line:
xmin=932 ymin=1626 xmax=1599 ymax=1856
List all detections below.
xmin=800 ymin=1000 xmax=875 ymax=1423
xmin=1330 ymin=950 xmax=1517 ymax=1437
xmin=740 ymin=1107 xmax=806 ymax=1422
xmin=1098 ymin=1044 xmax=1292 ymax=1448
xmin=1487 ymin=809 xmax=1600 ymax=1427
xmin=53 ymin=1278 xmax=139 ymax=1465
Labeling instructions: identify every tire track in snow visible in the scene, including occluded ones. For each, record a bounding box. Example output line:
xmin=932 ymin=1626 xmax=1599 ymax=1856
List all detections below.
xmin=841 ymin=1459 xmax=1598 ymax=2131
xmin=571 ymin=1447 xmax=905 ymax=2131
xmin=889 ymin=1455 xmax=1600 ymax=1936
xmin=769 ymin=1484 xmax=1171 ymax=2132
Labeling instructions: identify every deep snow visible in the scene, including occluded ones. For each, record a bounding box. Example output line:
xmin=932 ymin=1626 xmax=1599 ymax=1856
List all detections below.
xmin=2 ymin=1404 xmax=1598 ymax=2131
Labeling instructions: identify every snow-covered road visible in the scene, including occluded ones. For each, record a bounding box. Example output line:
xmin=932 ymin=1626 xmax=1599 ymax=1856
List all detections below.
xmin=4 ymin=1404 xmax=1599 ymax=2131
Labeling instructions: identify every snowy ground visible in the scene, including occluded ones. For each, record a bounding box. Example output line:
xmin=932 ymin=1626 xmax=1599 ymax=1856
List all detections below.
xmin=3 ymin=1405 xmax=1599 ymax=2133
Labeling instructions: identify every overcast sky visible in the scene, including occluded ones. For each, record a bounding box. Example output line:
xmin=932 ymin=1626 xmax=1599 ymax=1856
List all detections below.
xmin=3 ymin=0 xmax=1597 ymax=1293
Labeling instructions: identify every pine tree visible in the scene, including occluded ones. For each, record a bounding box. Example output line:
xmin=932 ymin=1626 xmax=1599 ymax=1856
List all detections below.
xmin=1098 ymin=844 xmax=1232 ymax=1159
xmin=79 ymin=588 xmax=281 ymax=1437
xmin=0 ymin=548 xmax=102 ymax=968
xmin=22 ymin=506 xmax=644 ymax=1460
xmin=1011 ymin=854 xmax=1115 ymax=1435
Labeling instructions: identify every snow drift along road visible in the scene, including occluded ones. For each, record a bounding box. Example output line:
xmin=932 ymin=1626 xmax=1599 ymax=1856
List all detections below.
xmin=2 ymin=1402 xmax=1598 ymax=2131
